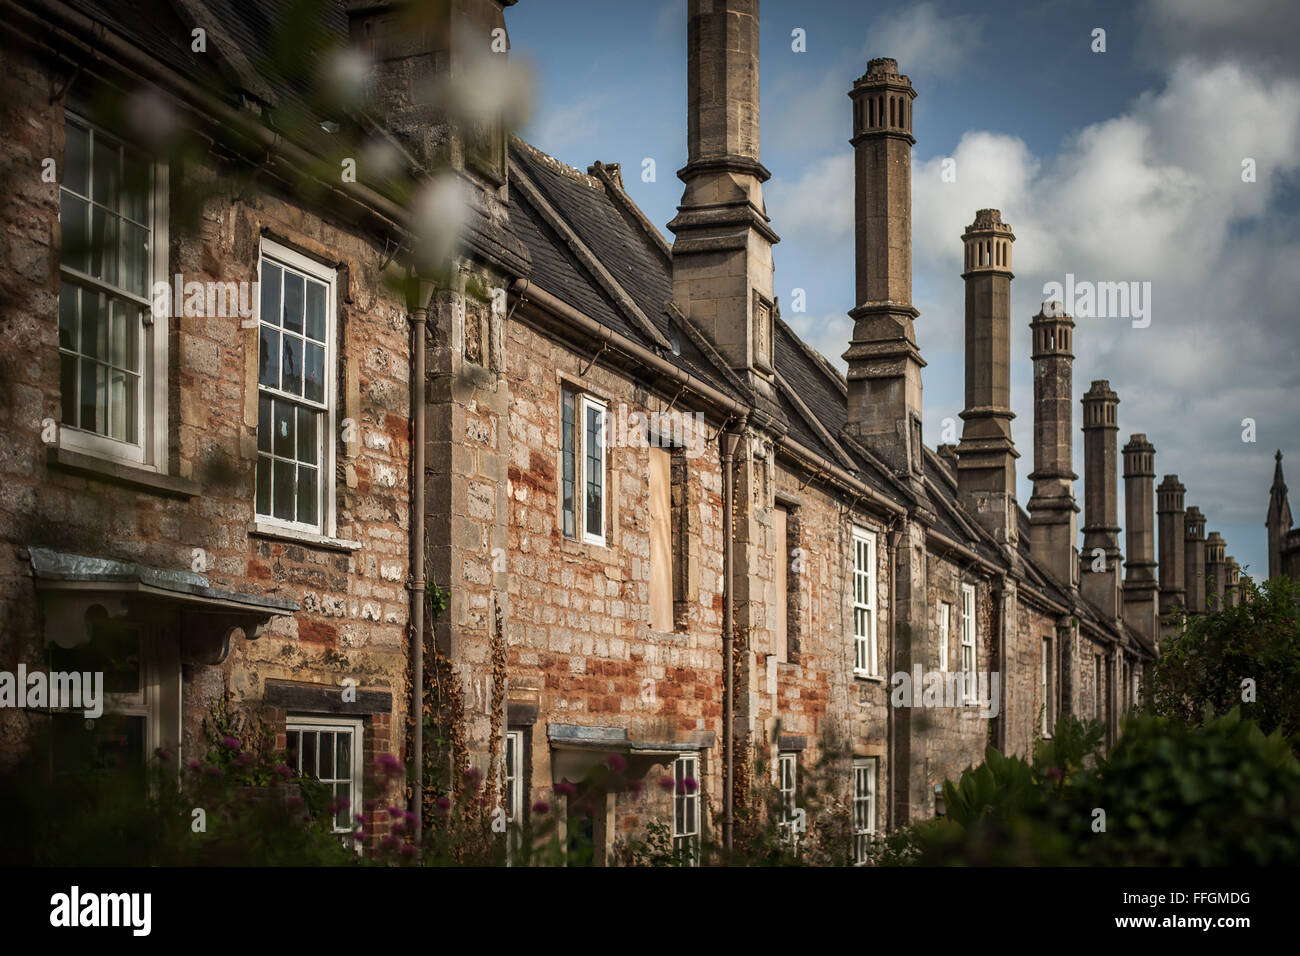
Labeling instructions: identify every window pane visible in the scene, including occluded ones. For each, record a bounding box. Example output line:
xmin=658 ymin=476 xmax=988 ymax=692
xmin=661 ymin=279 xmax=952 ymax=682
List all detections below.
xmin=60 ymin=353 xmax=77 ymax=426
xmin=120 ymin=221 xmax=148 ymax=297
xmin=109 ymin=299 xmax=132 ymax=370
xmin=259 ymin=326 xmax=280 ymax=388
xmin=282 ymin=272 xmax=304 ymax=334
xmin=255 ymin=455 xmax=271 ymax=515
xmin=296 ymin=465 xmax=318 ymax=526
xmin=336 ymin=731 xmax=351 ymax=778
xmin=260 ymin=262 xmax=281 ymax=325
xmin=318 ymin=732 xmax=334 ymax=779
xmin=90 ymin=206 xmax=119 ymax=286
xmin=334 ymin=783 xmax=350 ymax=831
xmin=121 ymin=149 xmax=148 ymax=223
xmin=584 ymin=404 xmax=602 ymax=538
xmin=64 ymin=122 xmax=89 ymax=196
xmin=257 ymin=395 xmax=272 ymax=453
xmin=305 ymin=280 xmax=325 ymax=341
xmin=304 ymin=342 xmax=324 ymax=403
xmin=561 ymin=390 xmax=575 ymax=538
xmin=59 ymin=282 xmax=78 ymax=350
xmin=79 ymin=360 xmax=105 ymax=434
xmin=80 ymin=292 xmax=107 ymax=361
xmin=285 ymin=731 xmax=300 ymax=772
xmin=60 ymin=193 xmax=88 ymax=272
xmin=272 ymin=458 xmax=295 ymax=520
xmin=91 ymin=137 xmax=119 ymax=208
xmin=108 ymin=367 xmax=136 ymax=442
xmin=282 ymin=335 xmax=303 ymax=395
xmin=296 ymin=406 xmax=317 ymax=463
xmin=272 ymin=400 xmax=294 ymax=458
xmin=300 ymin=731 xmax=317 ymax=777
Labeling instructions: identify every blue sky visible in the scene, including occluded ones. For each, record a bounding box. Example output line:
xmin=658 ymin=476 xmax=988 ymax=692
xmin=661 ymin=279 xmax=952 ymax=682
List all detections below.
xmin=507 ymin=0 xmax=1300 ymax=583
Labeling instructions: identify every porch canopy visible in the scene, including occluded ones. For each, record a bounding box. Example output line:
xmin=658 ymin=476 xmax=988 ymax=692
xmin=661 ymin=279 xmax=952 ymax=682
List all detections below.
xmin=27 ymin=547 xmax=297 ymax=664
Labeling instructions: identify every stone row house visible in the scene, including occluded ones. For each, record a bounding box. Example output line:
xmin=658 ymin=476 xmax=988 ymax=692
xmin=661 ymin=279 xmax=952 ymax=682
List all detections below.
xmin=0 ymin=0 xmax=1235 ymax=863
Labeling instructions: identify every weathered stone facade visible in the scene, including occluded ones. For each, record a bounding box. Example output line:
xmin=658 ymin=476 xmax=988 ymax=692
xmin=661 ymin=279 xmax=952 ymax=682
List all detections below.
xmin=5 ymin=0 xmax=1250 ymax=867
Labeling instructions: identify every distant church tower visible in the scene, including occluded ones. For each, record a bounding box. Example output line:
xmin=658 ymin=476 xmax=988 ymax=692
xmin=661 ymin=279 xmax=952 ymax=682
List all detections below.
xmin=1267 ymin=450 xmax=1292 ymax=580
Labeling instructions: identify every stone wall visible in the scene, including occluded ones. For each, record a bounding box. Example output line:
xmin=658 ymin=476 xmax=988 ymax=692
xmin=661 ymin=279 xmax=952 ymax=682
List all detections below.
xmin=0 ymin=47 xmax=411 ymax=842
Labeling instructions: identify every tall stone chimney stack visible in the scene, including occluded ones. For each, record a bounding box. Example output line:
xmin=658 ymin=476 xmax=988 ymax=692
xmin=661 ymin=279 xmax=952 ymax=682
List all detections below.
xmin=1121 ymin=434 xmax=1158 ymax=641
xmin=955 ymin=209 xmax=1019 ymax=544
xmin=1184 ymin=506 xmax=1207 ymax=612
xmin=1027 ymin=301 xmax=1077 ymax=586
xmin=1205 ymin=531 xmax=1227 ymax=610
xmin=1079 ymin=381 xmax=1122 ymax=620
xmin=1225 ymin=557 xmax=1241 ymax=607
xmin=1156 ymin=475 xmax=1187 ymax=624
xmin=1267 ymin=451 xmax=1292 ymax=580
xmin=668 ymin=0 xmax=780 ymax=413
xmin=842 ymin=58 xmax=925 ymax=480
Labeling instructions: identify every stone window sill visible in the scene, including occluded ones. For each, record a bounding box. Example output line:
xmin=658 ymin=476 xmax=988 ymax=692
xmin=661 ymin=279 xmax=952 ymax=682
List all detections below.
xmin=559 ymin=533 xmax=619 ymax=565
xmin=854 ymin=671 xmax=887 ymax=684
xmin=47 ymin=446 xmax=200 ymax=499
xmin=249 ymin=521 xmax=362 ymax=553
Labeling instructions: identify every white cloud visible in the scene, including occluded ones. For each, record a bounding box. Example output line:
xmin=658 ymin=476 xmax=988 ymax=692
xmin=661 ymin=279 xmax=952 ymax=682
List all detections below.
xmin=528 ymin=90 xmax=615 ymax=158
xmin=867 ymin=2 xmax=986 ymax=78
xmin=777 ymin=48 xmax=1300 ymax=560
xmin=766 ymin=153 xmax=854 ymax=250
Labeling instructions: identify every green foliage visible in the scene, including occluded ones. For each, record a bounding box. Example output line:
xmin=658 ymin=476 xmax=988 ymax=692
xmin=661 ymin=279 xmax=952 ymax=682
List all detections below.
xmin=1076 ymin=707 xmax=1300 ymax=865
xmin=940 ymin=746 xmax=1042 ymax=829
xmin=617 ymin=820 xmax=691 ymax=867
xmin=1150 ymin=576 xmax=1300 ymax=750
xmin=884 ymin=708 xmax=1300 ymax=866
xmin=707 ymin=731 xmax=856 ymax=867
xmin=0 ymin=725 xmax=355 ymax=866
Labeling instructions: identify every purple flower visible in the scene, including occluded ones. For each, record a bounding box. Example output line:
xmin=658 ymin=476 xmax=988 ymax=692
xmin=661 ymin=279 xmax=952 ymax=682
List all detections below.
xmin=154 ymin=747 xmax=171 ymax=761
xmin=606 ymin=754 xmax=628 ymax=774
xmin=376 ymin=753 xmax=404 ymax=778
xmin=380 ymin=835 xmax=399 ymax=851
xmin=273 ymin=762 xmax=293 ymax=778
xmin=555 ymin=781 xmax=577 ymax=798
xmin=658 ymin=775 xmax=675 ymax=792
xmin=399 ymin=843 xmax=417 ymax=858
xmin=391 ymin=820 xmax=406 ymax=835
xmin=220 ymin=735 xmax=240 ymax=751
xmin=532 ymin=801 xmax=550 ymax=815
xmin=678 ymin=776 xmax=698 ymax=795
xmin=353 ymin=829 xmax=366 ymax=842
xmin=403 ymin=810 xmax=417 ymax=825
xmin=202 ymin=765 xmax=222 ymax=778
xmin=435 ymin=797 xmax=452 ymax=812
xmin=387 ymin=805 xmax=404 ymax=819
xmin=286 ymin=795 xmax=303 ymax=809
xmin=464 ymin=766 xmax=482 ymax=781
xmin=186 ymin=759 xmax=202 ymax=772
xmin=235 ymin=751 xmax=253 ymax=766
xmin=629 ymin=779 xmax=644 ymax=797
xmin=329 ymin=797 xmax=351 ymax=814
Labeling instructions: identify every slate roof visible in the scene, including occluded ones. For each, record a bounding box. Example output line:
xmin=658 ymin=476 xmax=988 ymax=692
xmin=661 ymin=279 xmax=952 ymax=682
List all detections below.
xmin=508 ymin=140 xmax=739 ymax=398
